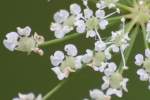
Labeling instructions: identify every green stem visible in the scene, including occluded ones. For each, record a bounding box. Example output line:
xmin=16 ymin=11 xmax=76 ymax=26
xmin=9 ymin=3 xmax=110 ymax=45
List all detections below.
xmin=43 ymin=80 xmax=66 ymax=100
xmin=39 ymin=33 xmax=83 ymax=47
xmin=141 ymin=23 xmax=149 ymax=48
xmin=116 ymin=3 xmax=133 ymax=12
xmin=107 ymin=16 xmax=122 ymax=21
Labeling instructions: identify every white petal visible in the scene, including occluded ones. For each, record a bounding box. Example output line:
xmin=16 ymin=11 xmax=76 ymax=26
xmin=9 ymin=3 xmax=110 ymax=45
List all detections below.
xmin=51 ymin=67 xmax=65 ymax=80
xmin=75 ymin=55 xmax=83 ymax=69
xmin=106 ymin=88 xmax=122 ymax=97
xmin=50 ymin=51 xmax=64 ymax=66
xmin=104 ymin=62 xmax=117 ymax=76
xmin=101 ymin=76 xmax=110 ymax=90
xmin=121 ymin=78 xmax=129 ymax=92
xmin=99 ymin=19 xmax=108 ymax=30
xmin=90 ymin=89 xmax=105 ymax=100
xmin=95 ymin=41 xmax=106 ymax=51
xmin=3 ymin=32 xmax=19 ymax=51
xmin=84 ymin=8 xmax=93 ymax=19
xmin=86 ymin=30 xmax=96 ymax=38
xmin=18 ymin=93 xmax=34 ymax=99
xmin=112 ymin=45 xmax=119 ymax=53
xmin=137 ymin=69 xmax=149 ymax=81
xmin=95 ymin=9 xmax=105 ymax=18
xmin=54 ymin=10 xmax=69 ymax=23
xmin=82 ymin=49 xmax=93 ymax=63
xmin=64 ymin=44 xmax=78 ymax=56
xmin=135 ymin=54 xmax=144 ymax=66
xmin=17 ymin=26 xmax=31 ymax=36
xmin=70 ymin=3 xmax=81 ymax=15
xmin=145 ymin=48 xmax=150 ymax=58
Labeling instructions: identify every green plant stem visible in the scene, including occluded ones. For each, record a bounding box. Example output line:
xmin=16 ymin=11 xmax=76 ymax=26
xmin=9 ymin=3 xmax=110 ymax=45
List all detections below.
xmin=39 ymin=15 xmax=122 ymax=48
xmin=116 ymin=3 xmax=133 ymax=12
xmin=39 ymin=33 xmax=83 ymax=47
xmin=43 ymin=80 xmax=66 ymax=100
xmin=141 ymin=23 xmax=149 ymax=48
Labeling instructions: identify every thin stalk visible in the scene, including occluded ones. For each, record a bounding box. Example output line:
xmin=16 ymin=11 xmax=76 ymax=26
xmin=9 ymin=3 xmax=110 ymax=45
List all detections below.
xmin=141 ymin=23 xmax=149 ymax=48
xmin=118 ymin=15 xmax=139 ymax=73
xmin=119 ymin=25 xmax=139 ymax=73
xmin=116 ymin=3 xmax=133 ymax=12
xmin=43 ymin=80 xmax=66 ymax=100
xmin=39 ymin=33 xmax=83 ymax=47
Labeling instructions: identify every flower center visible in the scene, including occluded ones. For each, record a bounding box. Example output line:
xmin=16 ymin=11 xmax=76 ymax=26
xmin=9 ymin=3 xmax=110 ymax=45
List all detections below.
xmin=86 ymin=17 xmax=99 ymax=30
xmin=16 ymin=36 xmax=36 ymax=53
xmin=110 ymin=72 xmax=123 ymax=89
xmin=129 ymin=0 xmax=150 ymax=24
xmin=60 ymin=56 xmax=76 ymax=71
xmin=93 ymin=51 xmax=105 ymax=66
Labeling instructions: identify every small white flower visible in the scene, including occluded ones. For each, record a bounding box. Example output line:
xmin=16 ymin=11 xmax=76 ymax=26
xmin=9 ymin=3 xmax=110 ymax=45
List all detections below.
xmin=135 ymin=49 xmax=150 ymax=89
xmin=104 ymin=62 xmax=117 ymax=76
xmin=95 ymin=41 xmax=106 ymax=51
xmin=106 ymin=88 xmax=122 ymax=98
xmin=135 ymin=54 xmax=144 ymax=66
xmin=13 ymin=93 xmax=42 ymax=100
xmin=99 ymin=19 xmax=108 ymax=30
xmin=54 ymin=10 xmax=69 ymax=23
xmin=3 ymin=32 xmax=19 ymax=51
xmin=84 ymin=8 xmax=93 ymax=19
xmin=70 ymin=3 xmax=81 ymax=15
xmin=86 ymin=30 xmax=96 ymax=38
xmin=82 ymin=49 xmax=93 ymax=64
xmin=89 ymin=89 xmax=111 ymax=100
xmin=137 ymin=69 xmax=149 ymax=81
xmin=51 ymin=67 xmax=66 ymax=80
xmin=17 ymin=26 xmax=31 ymax=36
xmin=51 ymin=44 xmax=83 ymax=80
xmin=101 ymin=71 xmax=129 ymax=97
xmin=64 ymin=44 xmax=78 ymax=56
xmin=3 ymin=26 xmax=43 ymax=54
xmin=95 ymin=9 xmax=105 ymax=19
xmin=50 ymin=51 xmax=64 ymax=66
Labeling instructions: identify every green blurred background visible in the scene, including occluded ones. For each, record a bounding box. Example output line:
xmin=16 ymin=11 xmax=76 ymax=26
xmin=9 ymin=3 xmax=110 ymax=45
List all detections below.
xmin=0 ymin=0 xmax=150 ymax=100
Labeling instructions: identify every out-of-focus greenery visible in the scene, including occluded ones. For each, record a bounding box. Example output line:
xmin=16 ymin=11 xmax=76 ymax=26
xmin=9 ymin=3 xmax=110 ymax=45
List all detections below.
xmin=0 ymin=0 xmax=150 ymax=100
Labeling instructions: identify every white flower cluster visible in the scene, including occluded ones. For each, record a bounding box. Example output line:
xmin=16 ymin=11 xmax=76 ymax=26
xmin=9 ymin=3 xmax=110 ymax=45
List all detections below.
xmin=135 ymin=49 xmax=150 ymax=89
xmin=3 ymin=26 xmax=44 ymax=55
xmin=13 ymin=93 xmax=42 ymax=100
xmin=50 ymin=44 xmax=83 ymax=80
xmin=50 ymin=0 xmax=120 ymax=39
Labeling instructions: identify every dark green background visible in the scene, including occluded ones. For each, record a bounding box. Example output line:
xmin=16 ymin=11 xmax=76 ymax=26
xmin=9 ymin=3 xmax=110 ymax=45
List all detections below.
xmin=0 ymin=0 xmax=150 ymax=100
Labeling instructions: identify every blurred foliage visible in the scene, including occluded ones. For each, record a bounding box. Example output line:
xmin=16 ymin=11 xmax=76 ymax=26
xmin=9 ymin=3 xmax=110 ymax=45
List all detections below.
xmin=0 ymin=0 xmax=150 ymax=100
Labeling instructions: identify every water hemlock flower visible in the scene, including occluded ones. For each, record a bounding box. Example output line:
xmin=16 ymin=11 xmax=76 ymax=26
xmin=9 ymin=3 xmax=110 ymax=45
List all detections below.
xmin=50 ymin=44 xmax=83 ymax=80
xmin=135 ymin=49 xmax=150 ymax=89
xmin=3 ymin=26 xmax=45 ymax=56
xmin=13 ymin=93 xmax=42 ymax=100
xmin=101 ymin=71 xmax=129 ymax=97
xmin=50 ymin=0 xmax=120 ymax=39
xmin=3 ymin=0 xmax=150 ymax=99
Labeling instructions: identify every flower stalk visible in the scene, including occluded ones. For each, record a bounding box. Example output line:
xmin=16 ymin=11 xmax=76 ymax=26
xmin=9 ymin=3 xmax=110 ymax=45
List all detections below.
xmin=43 ymin=80 xmax=66 ymax=100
